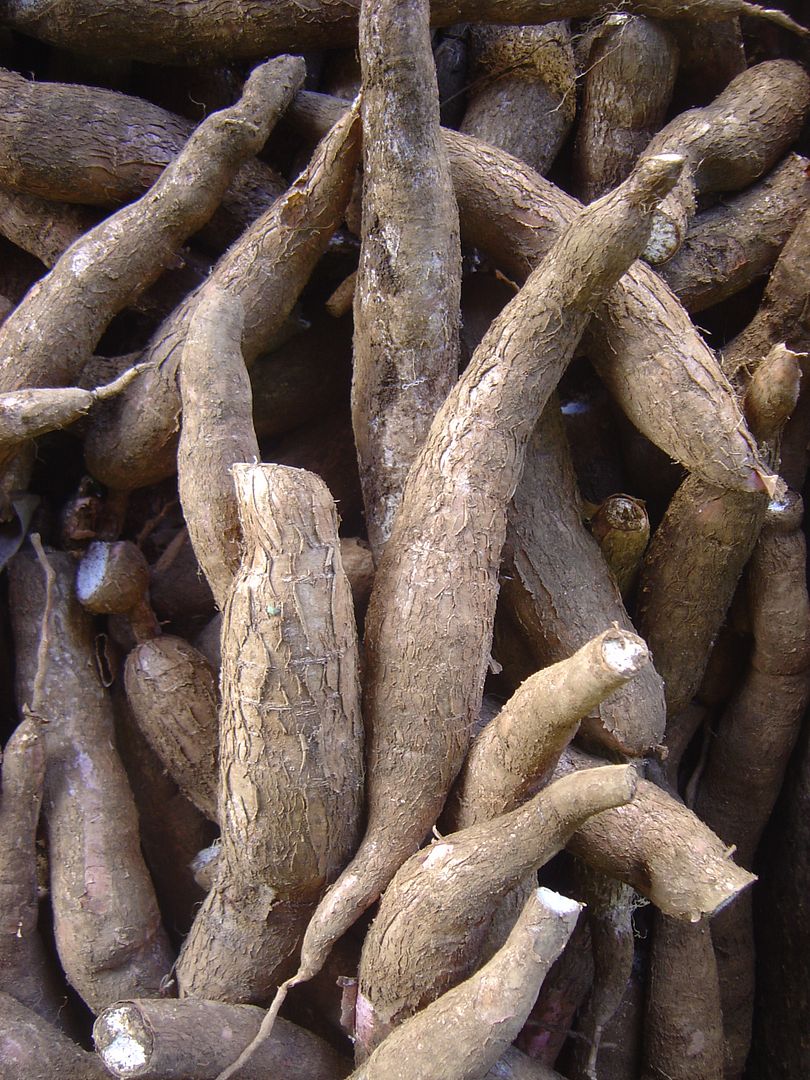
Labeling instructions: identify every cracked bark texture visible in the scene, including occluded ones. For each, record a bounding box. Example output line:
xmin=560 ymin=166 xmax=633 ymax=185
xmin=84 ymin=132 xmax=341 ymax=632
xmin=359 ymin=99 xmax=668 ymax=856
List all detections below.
xmin=460 ymin=23 xmax=576 ymax=176
xmin=659 ymin=153 xmax=810 ymax=313
xmin=293 ymin=154 xmax=682 ymax=988
xmin=637 ymin=60 xmax=810 ymax=263
xmin=501 ymin=400 xmax=666 ymax=755
xmin=3 ymin=0 xmax=803 ymax=62
xmin=352 ymin=0 xmax=461 ymax=559
xmin=86 ymin=84 xmax=777 ymax=494
xmin=573 ymin=15 xmax=678 ymax=202
xmin=8 ymin=551 xmax=172 ymax=1012
xmin=84 ymin=100 xmax=361 ymax=492
xmin=350 ymin=888 xmax=582 ymax=1080
xmin=355 ymin=767 xmax=636 ymax=1056
xmin=0 ymin=66 xmax=287 ymax=250
xmin=176 ymin=464 xmax=363 ymax=1004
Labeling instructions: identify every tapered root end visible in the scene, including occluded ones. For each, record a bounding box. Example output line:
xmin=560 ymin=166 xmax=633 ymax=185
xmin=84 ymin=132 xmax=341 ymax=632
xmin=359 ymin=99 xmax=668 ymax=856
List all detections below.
xmin=633 ymin=153 xmax=685 ymax=202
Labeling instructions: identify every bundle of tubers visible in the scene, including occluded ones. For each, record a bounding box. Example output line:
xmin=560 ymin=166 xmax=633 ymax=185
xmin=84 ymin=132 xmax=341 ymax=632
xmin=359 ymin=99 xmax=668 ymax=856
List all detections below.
xmin=0 ymin=2 xmax=808 ymax=1079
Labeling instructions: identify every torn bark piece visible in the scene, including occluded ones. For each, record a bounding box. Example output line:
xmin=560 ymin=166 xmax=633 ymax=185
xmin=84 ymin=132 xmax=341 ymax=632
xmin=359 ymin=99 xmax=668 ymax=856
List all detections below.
xmin=84 ymin=99 xmax=361 ymax=492
xmin=573 ymin=15 xmax=678 ymax=202
xmin=350 ymin=889 xmax=582 ymax=1080
xmin=353 ymin=0 xmax=461 ymax=558
xmin=461 ymin=23 xmax=576 ymax=176
xmin=175 ymin=464 xmax=363 ymax=1005
xmin=638 ymin=60 xmax=810 ymax=263
xmin=8 ymin=549 xmax=173 ymax=1011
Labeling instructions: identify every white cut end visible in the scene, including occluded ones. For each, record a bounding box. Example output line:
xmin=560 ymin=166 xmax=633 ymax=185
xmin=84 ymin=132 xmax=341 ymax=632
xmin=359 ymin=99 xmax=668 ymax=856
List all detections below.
xmin=96 ymin=1006 xmax=149 ymax=1075
xmin=643 ymin=211 xmax=681 ymax=265
xmin=602 ymin=633 xmax=649 ymax=676
xmin=75 ymin=541 xmax=111 ymax=603
xmin=535 ymin=887 xmax=582 ymax=918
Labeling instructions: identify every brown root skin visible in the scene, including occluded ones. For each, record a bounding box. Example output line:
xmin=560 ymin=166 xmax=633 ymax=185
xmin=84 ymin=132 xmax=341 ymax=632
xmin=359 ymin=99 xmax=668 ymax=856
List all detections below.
xmin=635 ymin=473 xmax=768 ymax=720
xmin=0 ymin=56 xmax=304 ymax=402
xmin=743 ymin=342 xmax=802 ymax=448
xmin=112 ymin=690 xmax=215 ymax=940
xmin=0 ymin=66 xmax=286 ymax=248
xmin=353 ymin=0 xmax=461 ymax=558
xmin=695 ymin=493 xmax=810 ymax=869
xmin=124 ymin=637 xmax=219 ymax=823
xmin=573 ymin=15 xmax=679 ymax=202
xmin=501 ymin=400 xmax=666 ymax=755
xmin=659 ymin=154 xmax=810 ymax=313
xmin=485 ymin=1046 xmax=567 ymax=1079
xmin=0 ymin=718 xmax=67 ymax=1026
xmin=569 ymin=872 xmax=637 ymax=1080
xmin=178 ymin=287 xmax=258 ymax=610
xmin=589 ymin=494 xmax=650 ymax=597
xmin=93 ymin=999 xmax=351 ymax=1080
xmin=444 ymin=627 xmax=650 ymax=831
xmin=554 ymin=747 xmax=755 ymax=920
xmin=461 ymin=23 xmax=576 ymax=176
xmin=0 ymin=992 xmax=109 ymax=1080
xmin=722 ymin=208 xmax=810 ymax=385
xmin=516 ymin=913 xmax=594 ymax=1066
xmin=639 ymin=60 xmax=810 ymax=263
xmin=75 ymin=540 xmax=150 ymax=616
xmin=669 ymin=16 xmax=745 ymax=107
xmin=641 ymin=914 xmax=724 ymax=1080
xmin=84 ymin=99 xmax=361 ymax=492
xmin=0 ymin=186 xmax=212 ymax=324
xmin=0 ymin=362 xmax=144 ymax=456
xmin=349 ymin=889 xmax=583 ymax=1080
xmin=176 ymin=464 xmax=363 ymax=1005
xmin=3 ymin=0 xmax=806 ymax=63
xmin=355 ymin=767 xmax=636 ymax=1055
xmin=224 ymin=155 xmax=680 ymax=1078
xmin=8 ymin=549 xmax=173 ymax=1011
xmin=295 ymin=153 xmax=681 ymax=984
